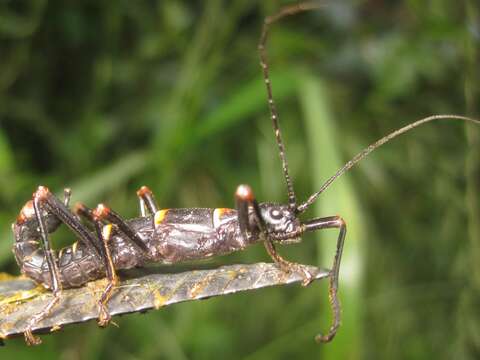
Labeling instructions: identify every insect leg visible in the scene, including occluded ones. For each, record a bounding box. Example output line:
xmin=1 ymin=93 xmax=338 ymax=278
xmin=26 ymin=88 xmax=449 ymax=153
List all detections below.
xmin=304 ymin=215 xmax=346 ymax=343
xmin=136 ymin=186 xmax=159 ymax=216
xmin=92 ymin=204 xmax=150 ymax=254
xmin=235 ymin=184 xmax=266 ymax=239
xmin=23 ymin=190 xmax=64 ymax=345
xmin=235 ymin=185 xmax=315 ymax=285
xmin=30 ymin=187 xmax=102 ymax=257
xmin=63 ymin=188 xmax=72 ymax=207
xmin=74 ymin=202 xmax=95 ymax=223
xmin=23 ymin=186 xmax=103 ymax=345
xmin=263 ymin=238 xmax=317 ymax=286
xmin=74 ymin=202 xmax=119 ymax=326
xmin=93 ymin=222 xmax=118 ymax=327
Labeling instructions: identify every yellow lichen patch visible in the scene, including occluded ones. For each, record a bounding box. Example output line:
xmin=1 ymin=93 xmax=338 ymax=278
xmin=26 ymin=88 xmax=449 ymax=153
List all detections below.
xmin=0 ymin=319 xmax=15 ymax=335
xmin=0 ymin=284 xmax=45 ymax=307
xmin=238 ymin=267 xmax=248 ymax=274
xmin=226 ymin=270 xmax=238 ymax=279
xmin=85 ymin=277 xmax=109 ymax=295
xmin=0 ymin=303 xmax=20 ymax=316
xmin=189 ymin=281 xmax=207 ymax=299
xmin=50 ymin=324 xmax=62 ymax=333
xmin=0 ymin=273 xmax=18 ymax=282
xmin=153 ymin=289 xmax=168 ymax=309
xmin=154 ymin=209 xmax=169 ymax=227
xmin=0 ymin=283 xmax=46 ymax=318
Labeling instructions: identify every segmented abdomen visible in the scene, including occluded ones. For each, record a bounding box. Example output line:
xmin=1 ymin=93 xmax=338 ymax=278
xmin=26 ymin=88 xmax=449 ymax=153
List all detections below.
xmin=12 ymin=200 xmax=105 ymax=288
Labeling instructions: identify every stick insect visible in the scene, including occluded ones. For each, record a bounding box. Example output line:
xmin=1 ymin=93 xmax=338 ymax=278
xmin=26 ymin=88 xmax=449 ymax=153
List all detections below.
xmin=10 ymin=1 xmax=480 ymax=346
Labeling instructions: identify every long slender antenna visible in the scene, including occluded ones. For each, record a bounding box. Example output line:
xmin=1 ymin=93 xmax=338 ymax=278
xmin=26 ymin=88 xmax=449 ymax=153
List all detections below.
xmin=258 ymin=1 xmax=325 ymax=210
xmin=297 ymin=115 xmax=480 ymax=213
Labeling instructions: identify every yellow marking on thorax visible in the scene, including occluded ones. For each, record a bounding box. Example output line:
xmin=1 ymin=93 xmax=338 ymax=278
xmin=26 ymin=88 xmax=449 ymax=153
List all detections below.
xmin=154 ymin=209 xmax=169 ymax=227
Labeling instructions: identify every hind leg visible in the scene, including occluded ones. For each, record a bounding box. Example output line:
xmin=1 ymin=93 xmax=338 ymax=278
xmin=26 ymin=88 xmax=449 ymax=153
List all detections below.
xmin=24 ymin=188 xmax=64 ymax=345
xmin=22 ymin=187 xmax=104 ymax=345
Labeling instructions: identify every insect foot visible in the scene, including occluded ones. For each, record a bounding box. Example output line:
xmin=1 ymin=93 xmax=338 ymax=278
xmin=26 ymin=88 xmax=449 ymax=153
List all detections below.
xmin=277 ymin=258 xmax=317 ymax=287
xmin=97 ymin=304 xmax=112 ymax=328
xmin=24 ymin=328 xmax=42 ymax=346
xmin=294 ymin=263 xmax=317 ymax=286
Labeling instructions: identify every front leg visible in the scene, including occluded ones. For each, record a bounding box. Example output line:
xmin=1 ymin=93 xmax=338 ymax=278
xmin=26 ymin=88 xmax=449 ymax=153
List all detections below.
xmin=304 ymin=215 xmax=346 ymax=343
xmin=234 ymin=184 xmax=315 ymax=285
xmin=263 ymin=239 xmax=315 ymax=286
xmin=235 ymin=184 xmax=264 ymax=239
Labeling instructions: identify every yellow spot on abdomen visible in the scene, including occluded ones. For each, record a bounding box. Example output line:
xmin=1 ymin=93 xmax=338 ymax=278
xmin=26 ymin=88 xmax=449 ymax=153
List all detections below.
xmin=154 ymin=209 xmax=169 ymax=227
xmin=102 ymin=224 xmax=113 ymax=241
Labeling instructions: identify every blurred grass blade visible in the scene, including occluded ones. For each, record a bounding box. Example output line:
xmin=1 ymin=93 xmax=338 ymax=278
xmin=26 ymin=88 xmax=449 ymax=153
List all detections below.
xmin=195 ymin=70 xmax=298 ymax=143
xmin=65 ymin=150 xmax=148 ymax=205
xmin=299 ymin=72 xmax=364 ymax=358
xmin=458 ymin=0 xmax=480 ymax=355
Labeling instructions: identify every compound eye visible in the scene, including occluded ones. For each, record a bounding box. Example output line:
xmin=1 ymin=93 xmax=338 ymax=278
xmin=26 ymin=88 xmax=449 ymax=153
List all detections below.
xmin=269 ymin=208 xmax=283 ymax=220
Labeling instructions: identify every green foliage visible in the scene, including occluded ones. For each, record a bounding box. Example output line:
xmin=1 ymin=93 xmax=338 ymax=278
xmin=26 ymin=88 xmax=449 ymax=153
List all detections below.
xmin=0 ymin=0 xmax=479 ymax=358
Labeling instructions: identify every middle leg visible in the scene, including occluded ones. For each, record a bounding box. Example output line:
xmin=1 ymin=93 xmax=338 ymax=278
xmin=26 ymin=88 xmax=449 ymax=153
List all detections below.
xmin=74 ymin=202 xmax=128 ymax=326
xmin=93 ymin=222 xmax=118 ymax=327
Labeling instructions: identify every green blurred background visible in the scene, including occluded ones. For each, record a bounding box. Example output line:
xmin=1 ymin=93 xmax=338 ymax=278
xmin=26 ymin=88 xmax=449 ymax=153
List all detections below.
xmin=1 ymin=0 xmax=479 ymax=359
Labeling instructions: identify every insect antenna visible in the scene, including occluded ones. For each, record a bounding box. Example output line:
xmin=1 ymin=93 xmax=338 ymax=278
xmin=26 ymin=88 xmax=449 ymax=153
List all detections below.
xmin=258 ymin=1 xmax=326 ymax=210
xmin=297 ymin=115 xmax=480 ymax=213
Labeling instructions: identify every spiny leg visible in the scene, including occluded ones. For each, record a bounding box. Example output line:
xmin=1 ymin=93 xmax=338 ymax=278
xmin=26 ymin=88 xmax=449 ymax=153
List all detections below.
xmin=74 ymin=202 xmax=96 ymax=224
xmin=136 ymin=186 xmax=159 ymax=216
xmin=63 ymin=188 xmax=72 ymax=207
xmin=32 ymin=187 xmax=103 ymax=256
xmin=89 ymin=202 xmax=155 ymax=323
xmin=93 ymin=204 xmax=150 ymax=254
xmin=93 ymin=222 xmax=118 ymax=327
xmin=235 ymin=184 xmax=315 ymax=285
xmin=304 ymin=215 xmax=346 ymax=343
xmin=74 ymin=202 xmax=120 ymax=327
xmin=24 ymin=189 xmax=63 ymax=345
xmin=235 ymin=184 xmax=264 ymax=239
xmin=263 ymin=238 xmax=315 ymax=286
xmin=23 ymin=186 xmax=103 ymax=345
